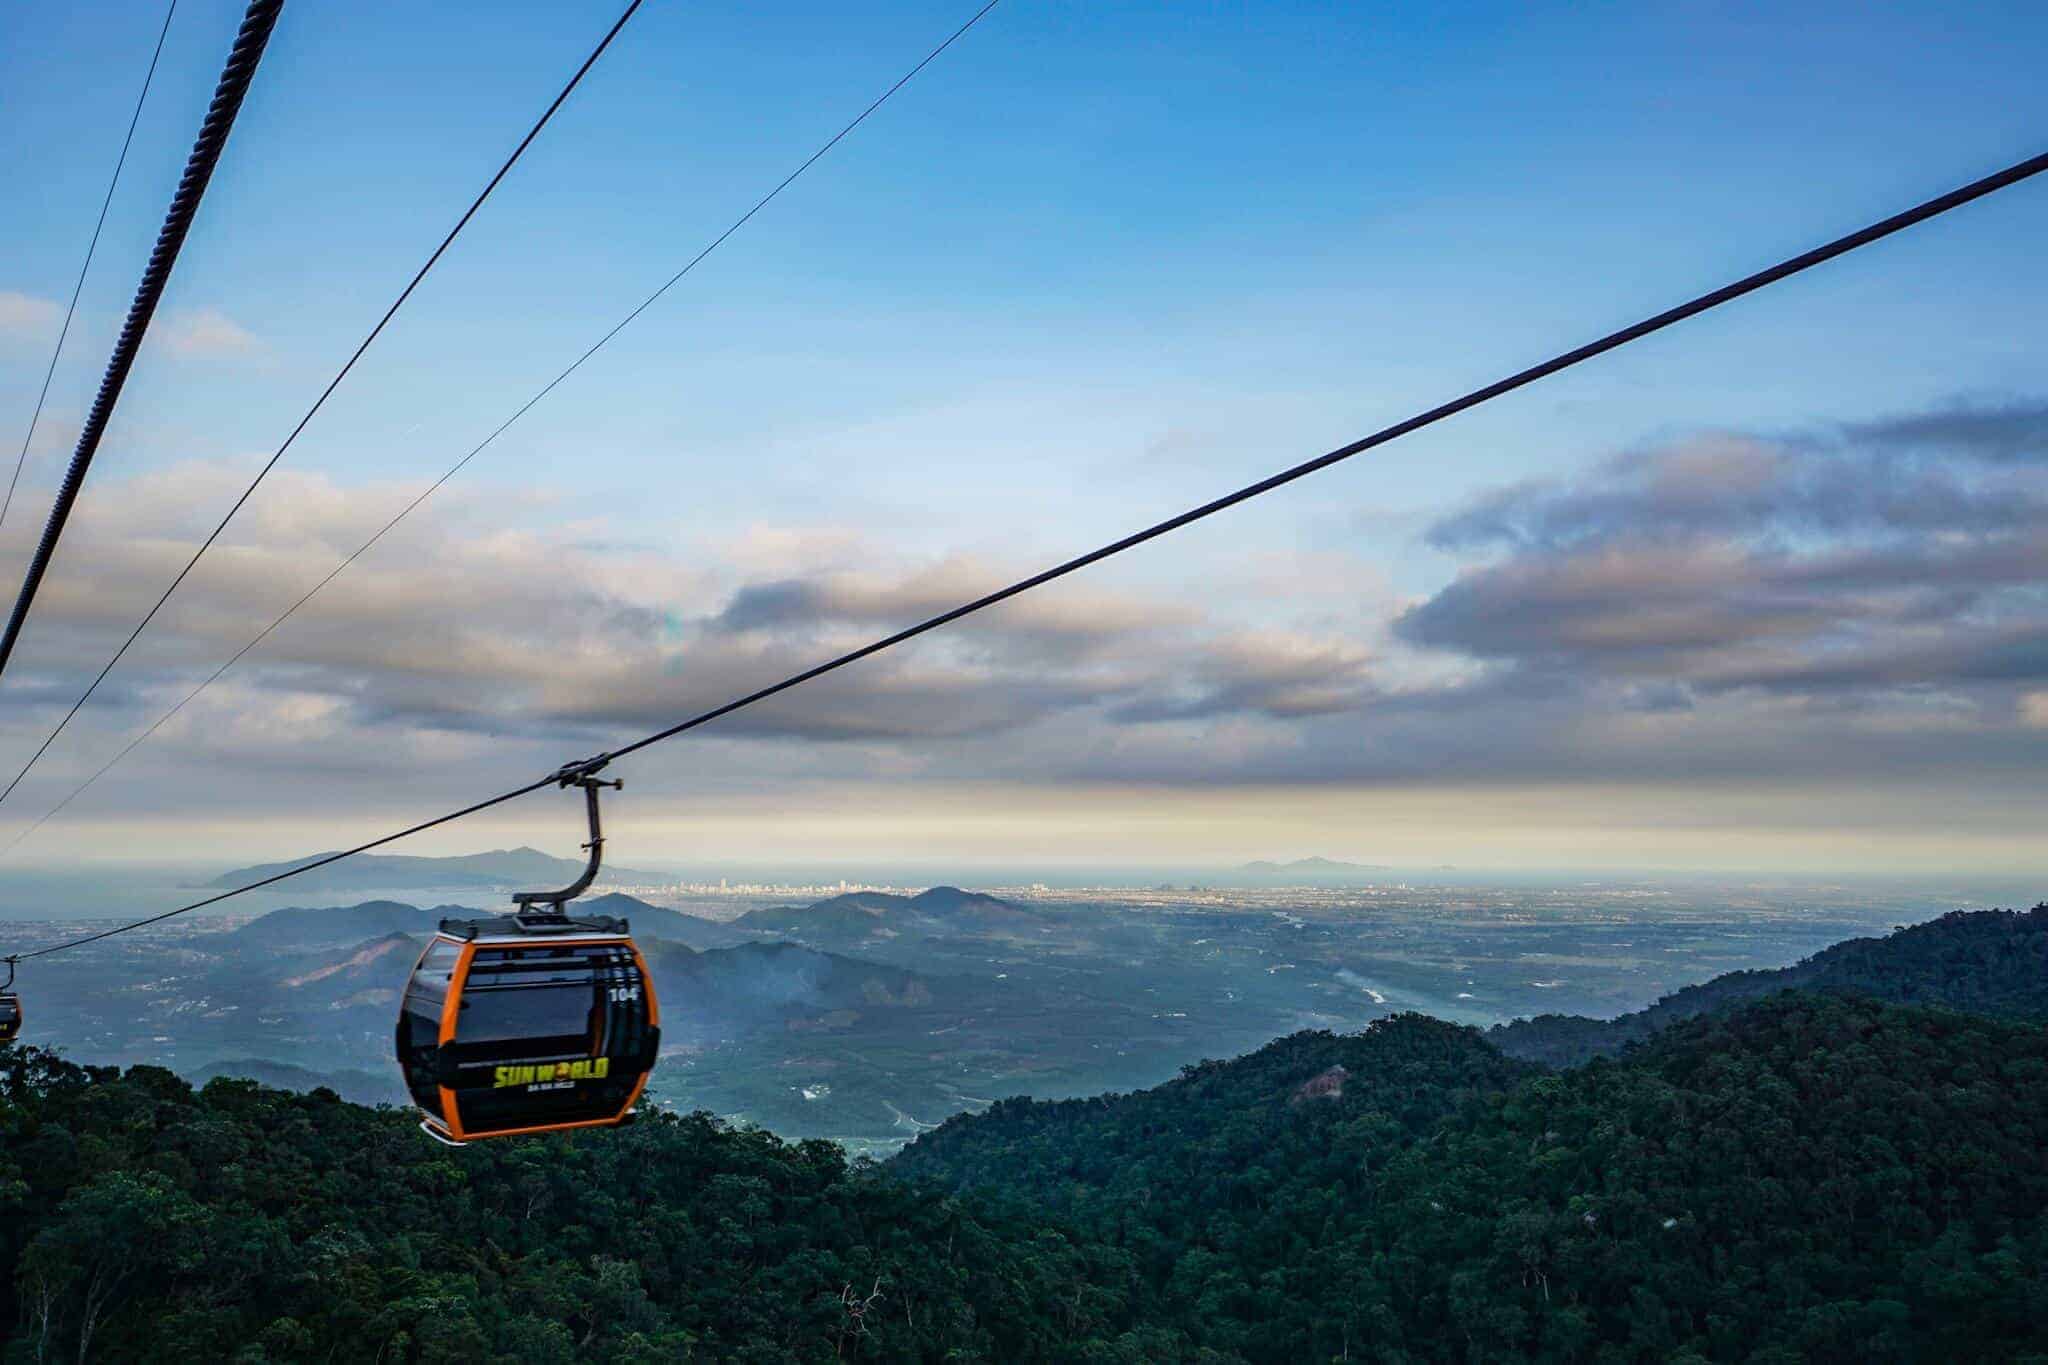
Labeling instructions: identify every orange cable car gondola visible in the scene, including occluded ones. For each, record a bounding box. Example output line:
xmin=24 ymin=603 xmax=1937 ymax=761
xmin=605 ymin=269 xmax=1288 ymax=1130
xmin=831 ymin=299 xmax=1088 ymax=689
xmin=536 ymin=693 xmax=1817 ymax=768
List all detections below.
xmin=395 ymin=760 xmax=658 ymax=1144
xmin=0 ymin=956 xmax=20 ymax=1044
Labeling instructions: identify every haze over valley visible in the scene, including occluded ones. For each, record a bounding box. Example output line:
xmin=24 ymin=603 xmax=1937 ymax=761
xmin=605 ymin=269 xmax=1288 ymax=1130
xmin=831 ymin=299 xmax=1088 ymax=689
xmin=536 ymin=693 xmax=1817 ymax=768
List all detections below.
xmin=5 ymin=850 xmax=2025 ymax=1152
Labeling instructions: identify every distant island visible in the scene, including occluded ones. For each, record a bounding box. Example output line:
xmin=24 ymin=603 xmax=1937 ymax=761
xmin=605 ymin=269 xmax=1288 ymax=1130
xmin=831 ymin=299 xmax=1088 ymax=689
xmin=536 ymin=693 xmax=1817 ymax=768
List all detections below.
xmin=1228 ymin=855 xmax=1389 ymax=883
xmin=208 ymin=845 xmax=661 ymax=892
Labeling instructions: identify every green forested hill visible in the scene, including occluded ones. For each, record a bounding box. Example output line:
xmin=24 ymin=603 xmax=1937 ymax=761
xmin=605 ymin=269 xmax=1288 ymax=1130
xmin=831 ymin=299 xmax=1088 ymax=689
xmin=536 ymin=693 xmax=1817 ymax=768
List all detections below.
xmin=898 ymin=995 xmax=2048 ymax=1362
xmin=1363 ymin=996 xmax=2048 ymax=1362
xmin=0 ymin=1048 xmax=1158 ymax=1362
xmin=892 ymin=1015 xmax=1532 ymax=1250
xmin=1491 ymin=902 xmax=2048 ymax=1066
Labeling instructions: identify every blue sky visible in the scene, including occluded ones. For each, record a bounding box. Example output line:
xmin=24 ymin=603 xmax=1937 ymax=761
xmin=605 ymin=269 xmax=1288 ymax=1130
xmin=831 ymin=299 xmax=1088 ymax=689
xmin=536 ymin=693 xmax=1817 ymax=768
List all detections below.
xmin=0 ymin=1 xmax=2044 ymax=874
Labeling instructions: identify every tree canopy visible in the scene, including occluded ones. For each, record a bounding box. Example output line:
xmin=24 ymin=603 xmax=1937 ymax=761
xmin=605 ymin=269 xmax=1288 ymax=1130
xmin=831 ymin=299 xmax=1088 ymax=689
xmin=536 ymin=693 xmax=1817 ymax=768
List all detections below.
xmin=8 ymin=906 xmax=2048 ymax=1360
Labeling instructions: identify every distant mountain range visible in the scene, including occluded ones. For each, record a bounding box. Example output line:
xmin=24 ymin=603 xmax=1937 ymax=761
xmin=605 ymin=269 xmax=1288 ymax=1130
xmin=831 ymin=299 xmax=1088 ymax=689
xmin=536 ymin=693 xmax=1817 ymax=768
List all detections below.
xmin=225 ymin=887 xmax=1045 ymax=989
xmin=732 ymin=885 xmax=1052 ymax=950
xmin=210 ymin=884 xmax=1133 ymax=1137
xmin=231 ymin=891 xmax=748 ymax=952
xmin=207 ymin=845 xmax=660 ymax=891
xmin=218 ymin=892 xmax=954 ymax=1063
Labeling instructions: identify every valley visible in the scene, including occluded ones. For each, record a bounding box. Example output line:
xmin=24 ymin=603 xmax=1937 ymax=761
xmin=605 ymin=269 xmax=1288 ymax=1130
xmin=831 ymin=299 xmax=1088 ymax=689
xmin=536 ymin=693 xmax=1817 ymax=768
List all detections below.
xmin=0 ymin=867 xmax=1968 ymax=1150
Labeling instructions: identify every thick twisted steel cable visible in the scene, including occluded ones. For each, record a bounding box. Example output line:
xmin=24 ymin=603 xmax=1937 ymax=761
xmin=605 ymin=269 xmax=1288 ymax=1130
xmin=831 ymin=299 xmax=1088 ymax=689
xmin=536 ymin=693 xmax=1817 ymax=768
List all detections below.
xmin=0 ymin=0 xmax=646 ymax=806
xmin=0 ymin=0 xmax=281 ymax=682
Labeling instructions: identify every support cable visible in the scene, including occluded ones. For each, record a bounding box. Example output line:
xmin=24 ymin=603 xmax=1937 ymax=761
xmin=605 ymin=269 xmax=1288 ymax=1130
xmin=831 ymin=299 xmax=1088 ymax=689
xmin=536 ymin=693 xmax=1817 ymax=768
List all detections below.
xmin=0 ymin=0 xmax=645 ymax=803
xmin=11 ymin=147 xmax=2045 ymax=962
xmin=0 ymin=0 xmax=1005 ymax=855
xmin=0 ymin=0 xmax=180 ymax=535
xmin=0 ymin=0 xmax=281 ymax=682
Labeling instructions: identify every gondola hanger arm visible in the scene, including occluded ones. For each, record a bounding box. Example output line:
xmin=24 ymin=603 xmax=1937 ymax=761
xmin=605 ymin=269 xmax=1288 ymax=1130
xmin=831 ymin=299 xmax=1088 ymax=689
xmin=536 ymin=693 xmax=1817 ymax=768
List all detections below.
xmin=513 ymin=759 xmax=622 ymax=915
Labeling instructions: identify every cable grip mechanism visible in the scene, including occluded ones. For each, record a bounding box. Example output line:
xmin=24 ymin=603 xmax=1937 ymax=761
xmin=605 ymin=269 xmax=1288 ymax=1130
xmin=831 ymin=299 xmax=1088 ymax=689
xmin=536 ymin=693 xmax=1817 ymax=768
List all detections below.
xmin=512 ymin=755 xmax=622 ymax=920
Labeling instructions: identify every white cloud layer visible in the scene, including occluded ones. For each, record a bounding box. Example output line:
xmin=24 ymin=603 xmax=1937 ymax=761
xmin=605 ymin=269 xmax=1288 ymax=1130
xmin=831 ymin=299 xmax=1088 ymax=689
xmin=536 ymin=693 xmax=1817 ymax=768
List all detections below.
xmin=0 ymin=397 xmax=2042 ymax=869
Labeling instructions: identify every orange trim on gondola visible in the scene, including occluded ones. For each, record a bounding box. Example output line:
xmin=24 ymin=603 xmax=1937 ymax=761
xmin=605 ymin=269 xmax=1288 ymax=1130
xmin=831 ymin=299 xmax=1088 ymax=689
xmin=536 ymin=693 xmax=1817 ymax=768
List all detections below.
xmin=436 ymin=938 xmax=476 ymax=1140
xmin=452 ymin=935 xmax=640 ymax=953
xmin=424 ymin=1101 xmax=643 ymax=1142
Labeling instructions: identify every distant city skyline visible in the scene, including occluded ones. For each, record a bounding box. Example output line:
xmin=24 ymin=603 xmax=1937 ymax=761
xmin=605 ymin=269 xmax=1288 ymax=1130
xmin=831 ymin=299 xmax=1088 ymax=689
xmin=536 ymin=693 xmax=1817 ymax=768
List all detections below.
xmin=1 ymin=1 xmax=2044 ymax=876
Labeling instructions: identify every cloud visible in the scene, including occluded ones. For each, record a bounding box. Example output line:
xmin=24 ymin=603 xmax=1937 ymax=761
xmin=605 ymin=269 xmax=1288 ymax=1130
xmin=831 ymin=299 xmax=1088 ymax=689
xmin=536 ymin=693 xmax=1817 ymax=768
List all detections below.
xmin=1846 ymin=399 xmax=2048 ymax=465
xmin=1108 ymin=631 xmax=1374 ymax=723
xmin=3 ymin=395 xmax=2045 ymax=848
xmin=159 ymin=308 xmax=261 ymax=358
xmin=0 ymin=459 xmax=1378 ymax=789
xmin=1398 ymin=402 xmax=2048 ymax=703
xmin=0 ymin=290 xmax=59 ymax=338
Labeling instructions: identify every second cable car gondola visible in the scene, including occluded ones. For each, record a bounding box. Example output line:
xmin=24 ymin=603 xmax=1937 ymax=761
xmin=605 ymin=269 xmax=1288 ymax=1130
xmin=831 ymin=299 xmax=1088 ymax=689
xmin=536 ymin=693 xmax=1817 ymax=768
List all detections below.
xmin=395 ymin=761 xmax=659 ymax=1143
xmin=0 ymin=957 xmax=21 ymax=1044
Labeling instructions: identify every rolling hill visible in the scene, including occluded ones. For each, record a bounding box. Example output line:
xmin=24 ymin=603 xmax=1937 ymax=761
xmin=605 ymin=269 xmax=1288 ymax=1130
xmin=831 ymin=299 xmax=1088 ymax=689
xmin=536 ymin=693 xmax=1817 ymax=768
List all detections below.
xmin=895 ymin=991 xmax=2048 ymax=1361
xmin=230 ymin=900 xmax=456 ymax=949
xmin=732 ymin=885 xmax=1053 ymax=950
xmin=1490 ymin=902 xmax=2048 ymax=1066
xmin=895 ymin=1012 xmax=1534 ymax=1209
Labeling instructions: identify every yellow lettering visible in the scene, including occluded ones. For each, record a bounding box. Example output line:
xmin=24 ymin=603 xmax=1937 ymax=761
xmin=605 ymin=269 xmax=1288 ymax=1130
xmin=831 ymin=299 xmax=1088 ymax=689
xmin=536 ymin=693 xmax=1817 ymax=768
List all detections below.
xmin=491 ymin=1056 xmax=609 ymax=1088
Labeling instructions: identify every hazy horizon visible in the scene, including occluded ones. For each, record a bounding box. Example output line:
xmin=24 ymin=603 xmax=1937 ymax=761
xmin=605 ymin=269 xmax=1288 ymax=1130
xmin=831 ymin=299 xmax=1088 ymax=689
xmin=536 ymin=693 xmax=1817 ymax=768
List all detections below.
xmin=1 ymin=850 xmax=2038 ymax=932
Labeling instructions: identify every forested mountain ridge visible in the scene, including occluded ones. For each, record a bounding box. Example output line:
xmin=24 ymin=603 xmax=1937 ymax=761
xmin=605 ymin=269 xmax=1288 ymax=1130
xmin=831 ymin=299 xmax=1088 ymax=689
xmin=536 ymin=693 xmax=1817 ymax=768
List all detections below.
xmin=1491 ymin=902 xmax=2048 ymax=1065
xmin=894 ymin=994 xmax=2048 ymax=1361
xmin=1353 ymin=995 xmax=2048 ymax=1362
xmin=892 ymin=1014 xmax=1534 ymax=1218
